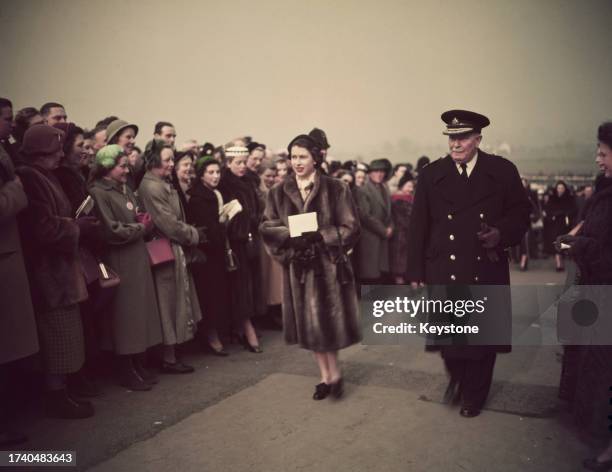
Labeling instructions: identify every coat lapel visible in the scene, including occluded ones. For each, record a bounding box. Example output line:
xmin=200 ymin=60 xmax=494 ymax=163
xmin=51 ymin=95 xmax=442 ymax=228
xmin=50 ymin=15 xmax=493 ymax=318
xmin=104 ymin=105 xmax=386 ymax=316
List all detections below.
xmin=467 ymin=151 xmax=497 ymax=208
xmin=283 ymin=175 xmax=305 ymax=213
xmin=432 ymin=155 xmax=469 ymax=211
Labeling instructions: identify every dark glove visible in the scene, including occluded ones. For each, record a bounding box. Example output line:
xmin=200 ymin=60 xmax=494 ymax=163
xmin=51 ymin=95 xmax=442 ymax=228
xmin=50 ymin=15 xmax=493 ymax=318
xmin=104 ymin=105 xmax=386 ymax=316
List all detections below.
xmin=187 ymin=247 xmax=207 ymax=265
xmin=477 ymin=223 xmax=501 ymax=249
xmin=290 ymin=236 xmax=310 ymax=251
xmin=75 ymin=216 xmax=100 ymax=236
xmin=302 ymin=231 xmax=323 ymax=244
xmin=554 ymin=234 xmax=578 ymax=253
xmin=196 ymin=226 xmax=208 ymax=244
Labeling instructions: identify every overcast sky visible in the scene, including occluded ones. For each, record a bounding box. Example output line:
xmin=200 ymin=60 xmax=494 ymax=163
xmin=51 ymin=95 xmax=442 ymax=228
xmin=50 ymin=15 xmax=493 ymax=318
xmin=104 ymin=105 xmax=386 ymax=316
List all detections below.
xmin=1 ymin=0 xmax=611 ymax=161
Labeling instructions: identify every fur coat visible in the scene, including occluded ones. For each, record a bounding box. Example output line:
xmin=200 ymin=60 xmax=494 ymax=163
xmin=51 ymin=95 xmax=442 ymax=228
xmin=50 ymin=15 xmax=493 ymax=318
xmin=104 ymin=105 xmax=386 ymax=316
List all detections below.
xmin=260 ymin=172 xmax=362 ymax=351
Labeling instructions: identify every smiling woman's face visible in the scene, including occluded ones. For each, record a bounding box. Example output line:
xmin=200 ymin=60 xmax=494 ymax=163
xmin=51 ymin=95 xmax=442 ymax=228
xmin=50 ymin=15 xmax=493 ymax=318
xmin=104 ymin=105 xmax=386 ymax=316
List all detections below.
xmin=290 ymin=145 xmax=315 ymax=178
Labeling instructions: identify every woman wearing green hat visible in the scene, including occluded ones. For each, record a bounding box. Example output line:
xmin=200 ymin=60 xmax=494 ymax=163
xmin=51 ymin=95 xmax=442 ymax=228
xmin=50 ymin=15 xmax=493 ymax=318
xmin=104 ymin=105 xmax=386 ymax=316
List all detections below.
xmin=88 ymin=144 xmax=163 ymax=391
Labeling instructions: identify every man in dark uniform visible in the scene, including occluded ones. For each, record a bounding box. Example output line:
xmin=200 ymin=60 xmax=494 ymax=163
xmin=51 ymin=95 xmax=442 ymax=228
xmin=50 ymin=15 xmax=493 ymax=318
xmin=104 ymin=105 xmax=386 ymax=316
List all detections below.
xmin=406 ymin=109 xmax=531 ymax=417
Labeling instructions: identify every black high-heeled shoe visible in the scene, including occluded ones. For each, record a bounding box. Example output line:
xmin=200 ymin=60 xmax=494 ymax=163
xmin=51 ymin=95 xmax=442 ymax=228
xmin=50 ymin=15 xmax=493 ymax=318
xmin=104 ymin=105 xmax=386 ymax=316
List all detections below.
xmin=313 ymin=383 xmax=331 ymax=400
xmin=204 ymin=343 xmax=229 ymax=357
xmin=238 ymin=334 xmax=263 ymax=354
xmin=329 ymin=378 xmax=344 ymax=399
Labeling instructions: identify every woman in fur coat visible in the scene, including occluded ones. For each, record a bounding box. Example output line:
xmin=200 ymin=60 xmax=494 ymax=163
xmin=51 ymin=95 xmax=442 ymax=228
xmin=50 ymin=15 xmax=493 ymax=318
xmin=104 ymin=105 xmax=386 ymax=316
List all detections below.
xmin=260 ymin=134 xmax=361 ymax=401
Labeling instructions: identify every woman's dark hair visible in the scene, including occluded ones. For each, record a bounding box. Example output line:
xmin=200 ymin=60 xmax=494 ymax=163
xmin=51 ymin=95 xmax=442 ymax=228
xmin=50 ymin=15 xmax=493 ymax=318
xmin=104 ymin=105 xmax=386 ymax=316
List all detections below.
xmin=553 ymin=180 xmax=571 ymax=199
xmin=61 ymin=124 xmax=84 ymax=157
xmin=174 ymin=150 xmax=195 ymax=164
xmin=144 ymin=139 xmax=173 ymax=170
xmin=13 ymin=107 xmax=41 ymax=144
xmin=328 ymin=160 xmax=342 ymax=176
xmin=194 ymin=157 xmax=220 ymax=179
xmin=336 ymin=170 xmax=355 ymax=189
xmin=88 ymin=149 xmax=126 ymax=184
xmin=598 ymin=122 xmax=612 ymax=148
xmin=398 ymin=172 xmax=414 ymax=191
xmin=288 ymin=136 xmax=323 ymax=167
xmin=393 ymin=163 xmax=408 ymax=176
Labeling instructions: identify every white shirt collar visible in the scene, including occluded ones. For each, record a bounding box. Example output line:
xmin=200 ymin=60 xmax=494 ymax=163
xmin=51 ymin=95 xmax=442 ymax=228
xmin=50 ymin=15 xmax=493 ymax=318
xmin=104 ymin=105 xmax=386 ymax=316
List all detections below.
xmin=455 ymin=150 xmax=478 ymax=177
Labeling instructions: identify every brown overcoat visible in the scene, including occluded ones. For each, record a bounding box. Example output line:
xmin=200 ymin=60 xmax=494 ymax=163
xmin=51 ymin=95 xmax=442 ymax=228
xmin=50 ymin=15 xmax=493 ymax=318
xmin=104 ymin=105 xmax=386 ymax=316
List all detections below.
xmin=0 ymin=148 xmax=39 ymax=364
xmin=260 ymin=172 xmax=362 ymax=351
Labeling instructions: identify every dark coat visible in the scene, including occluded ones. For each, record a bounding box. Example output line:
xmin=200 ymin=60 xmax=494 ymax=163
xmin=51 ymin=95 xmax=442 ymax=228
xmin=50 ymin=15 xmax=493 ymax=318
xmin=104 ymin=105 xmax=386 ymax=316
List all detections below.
xmin=0 ymin=147 xmax=39 ymax=364
xmin=89 ymin=178 xmax=162 ymax=354
xmin=354 ymin=179 xmax=392 ymax=280
xmin=389 ymin=194 xmax=413 ymax=276
xmin=218 ymin=169 xmax=257 ymax=321
xmin=186 ymin=181 xmax=232 ymax=334
xmin=260 ymin=172 xmax=362 ymax=351
xmin=543 ymin=192 xmax=577 ymax=254
xmin=406 ymin=151 xmax=531 ymax=357
xmin=16 ymin=163 xmax=88 ymax=312
xmin=572 ymin=177 xmax=612 ymax=284
xmin=54 ymin=165 xmax=88 ymax=215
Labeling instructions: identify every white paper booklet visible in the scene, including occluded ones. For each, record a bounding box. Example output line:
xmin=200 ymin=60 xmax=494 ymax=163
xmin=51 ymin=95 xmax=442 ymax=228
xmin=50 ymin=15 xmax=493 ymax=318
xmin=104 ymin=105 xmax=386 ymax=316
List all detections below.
xmin=220 ymin=199 xmax=243 ymax=222
xmin=75 ymin=195 xmax=94 ymax=218
xmin=288 ymin=212 xmax=318 ymax=237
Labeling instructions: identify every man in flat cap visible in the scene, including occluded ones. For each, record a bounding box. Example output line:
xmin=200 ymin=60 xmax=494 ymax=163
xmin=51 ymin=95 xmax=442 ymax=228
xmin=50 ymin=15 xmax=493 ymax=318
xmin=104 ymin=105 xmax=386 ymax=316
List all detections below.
xmin=406 ymin=109 xmax=531 ymax=417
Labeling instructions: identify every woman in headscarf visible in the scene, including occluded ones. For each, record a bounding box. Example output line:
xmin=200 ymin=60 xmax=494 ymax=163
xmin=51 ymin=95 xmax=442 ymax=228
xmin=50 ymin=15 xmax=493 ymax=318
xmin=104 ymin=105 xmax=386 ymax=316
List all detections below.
xmin=187 ymin=157 xmax=232 ymax=355
xmin=218 ymin=146 xmax=262 ymax=353
xmin=138 ymin=140 xmax=203 ymax=373
xmin=260 ymin=133 xmax=361 ymax=400
xmin=16 ymin=125 xmax=92 ymax=418
xmin=88 ymin=144 xmax=162 ymax=391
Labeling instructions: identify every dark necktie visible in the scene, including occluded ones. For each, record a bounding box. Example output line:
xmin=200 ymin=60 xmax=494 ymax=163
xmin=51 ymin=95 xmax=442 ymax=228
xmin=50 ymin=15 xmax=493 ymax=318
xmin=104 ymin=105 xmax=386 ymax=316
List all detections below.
xmin=460 ymin=163 xmax=469 ymax=182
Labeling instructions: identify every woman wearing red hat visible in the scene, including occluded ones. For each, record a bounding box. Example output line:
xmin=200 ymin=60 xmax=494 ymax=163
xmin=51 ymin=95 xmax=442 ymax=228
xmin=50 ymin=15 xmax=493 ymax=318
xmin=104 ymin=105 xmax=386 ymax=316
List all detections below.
xmin=260 ymin=133 xmax=361 ymax=400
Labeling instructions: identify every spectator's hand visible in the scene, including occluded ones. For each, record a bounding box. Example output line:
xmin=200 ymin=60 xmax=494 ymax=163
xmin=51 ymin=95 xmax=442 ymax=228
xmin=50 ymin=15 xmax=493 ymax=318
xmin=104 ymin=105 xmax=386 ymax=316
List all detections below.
xmin=385 ymin=226 xmax=394 ymax=239
xmin=14 ymin=175 xmax=22 ymax=188
xmin=136 ymin=212 xmax=154 ymax=232
xmin=302 ymin=231 xmax=323 ymax=244
xmin=554 ymin=234 xmax=578 ymax=253
xmin=410 ymin=281 xmax=426 ymax=290
xmin=75 ymin=216 xmax=100 ymax=235
xmin=477 ymin=223 xmax=500 ymax=248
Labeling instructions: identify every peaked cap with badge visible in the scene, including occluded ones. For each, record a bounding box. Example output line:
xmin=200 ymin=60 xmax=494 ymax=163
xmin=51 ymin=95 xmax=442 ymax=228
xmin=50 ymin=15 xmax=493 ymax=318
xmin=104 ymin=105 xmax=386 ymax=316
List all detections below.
xmin=441 ymin=109 xmax=490 ymax=136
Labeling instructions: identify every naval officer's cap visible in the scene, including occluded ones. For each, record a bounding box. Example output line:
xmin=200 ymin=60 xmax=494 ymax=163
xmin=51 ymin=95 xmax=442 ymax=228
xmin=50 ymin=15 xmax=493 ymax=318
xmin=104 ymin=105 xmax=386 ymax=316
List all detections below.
xmin=441 ymin=109 xmax=490 ymax=136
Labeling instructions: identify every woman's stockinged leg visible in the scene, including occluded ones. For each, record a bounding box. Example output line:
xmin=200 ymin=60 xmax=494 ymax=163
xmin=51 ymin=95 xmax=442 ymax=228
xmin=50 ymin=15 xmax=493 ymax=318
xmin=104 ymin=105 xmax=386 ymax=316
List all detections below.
xmin=325 ymin=351 xmax=341 ymax=383
xmin=314 ymin=352 xmax=331 ymax=384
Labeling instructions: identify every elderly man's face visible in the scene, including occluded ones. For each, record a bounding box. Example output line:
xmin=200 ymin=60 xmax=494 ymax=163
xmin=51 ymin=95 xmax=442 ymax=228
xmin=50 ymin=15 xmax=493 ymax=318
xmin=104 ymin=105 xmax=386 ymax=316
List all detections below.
xmin=369 ymin=170 xmax=386 ymax=184
xmin=448 ymin=132 xmax=481 ymax=163
xmin=45 ymin=107 xmax=67 ymax=126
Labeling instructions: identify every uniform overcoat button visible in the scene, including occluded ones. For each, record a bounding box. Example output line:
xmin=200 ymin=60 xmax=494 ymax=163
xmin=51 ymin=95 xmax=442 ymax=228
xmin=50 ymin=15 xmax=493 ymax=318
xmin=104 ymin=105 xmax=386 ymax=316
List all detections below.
xmin=450 ymin=275 xmax=456 ymax=281
xmin=474 ymin=276 xmax=479 ymax=282
xmin=450 ymin=254 xmax=456 ymax=261
xmin=449 ymin=234 xmax=455 ymax=241
xmin=477 ymin=256 xmax=481 ymax=261
xmin=447 ymin=214 xmax=453 ymax=220
xmin=479 ymin=213 xmax=484 ymax=219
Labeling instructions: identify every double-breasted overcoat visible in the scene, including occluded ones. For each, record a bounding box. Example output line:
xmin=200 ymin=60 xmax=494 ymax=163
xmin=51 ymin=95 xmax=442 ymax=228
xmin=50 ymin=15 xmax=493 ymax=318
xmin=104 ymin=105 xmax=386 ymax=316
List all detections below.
xmin=406 ymin=151 xmax=531 ymax=356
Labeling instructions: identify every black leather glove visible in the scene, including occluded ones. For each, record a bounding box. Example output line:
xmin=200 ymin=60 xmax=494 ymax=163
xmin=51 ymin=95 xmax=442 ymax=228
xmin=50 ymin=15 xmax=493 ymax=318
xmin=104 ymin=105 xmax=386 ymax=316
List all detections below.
xmin=554 ymin=234 xmax=578 ymax=254
xmin=302 ymin=231 xmax=323 ymax=244
xmin=188 ymin=247 xmax=207 ymax=265
xmin=290 ymin=236 xmax=310 ymax=251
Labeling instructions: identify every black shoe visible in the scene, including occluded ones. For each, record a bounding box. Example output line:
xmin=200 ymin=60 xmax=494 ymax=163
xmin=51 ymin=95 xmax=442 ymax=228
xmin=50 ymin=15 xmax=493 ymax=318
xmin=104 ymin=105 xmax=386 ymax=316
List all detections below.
xmin=313 ymin=383 xmax=331 ymax=400
xmin=161 ymin=361 xmax=195 ymax=374
xmin=238 ymin=335 xmax=263 ymax=354
xmin=118 ymin=360 xmax=152 ymax=391
xmin=133 ymin=358 xmax=159 ymax=385
xmin=556 ymin=266 xmax=565 ymax=272
xmin=459 ymin=407 xmax=481 ymax=418
xmin=583 ymin=458 xmax=612 ymax=472
xmin=330 ymin=378 xmax=344 ymax=399
xmin=204 ymin=343 xmax=229 ymax=357
xmin=67 ymin=371 xmax=102 ymax=397
xmin=0 ymin=431 xmax=28 ymax=447
xmin=45 ymin=389 xmax=95 ymax=419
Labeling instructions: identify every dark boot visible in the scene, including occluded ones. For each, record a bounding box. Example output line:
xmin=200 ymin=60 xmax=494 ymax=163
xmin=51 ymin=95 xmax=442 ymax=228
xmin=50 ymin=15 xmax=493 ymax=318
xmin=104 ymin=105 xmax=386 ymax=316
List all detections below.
xmin=45 ymin=389 xmax=94 ymax=419
xmin=117 ymin=356 xmax=151 ymax=391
